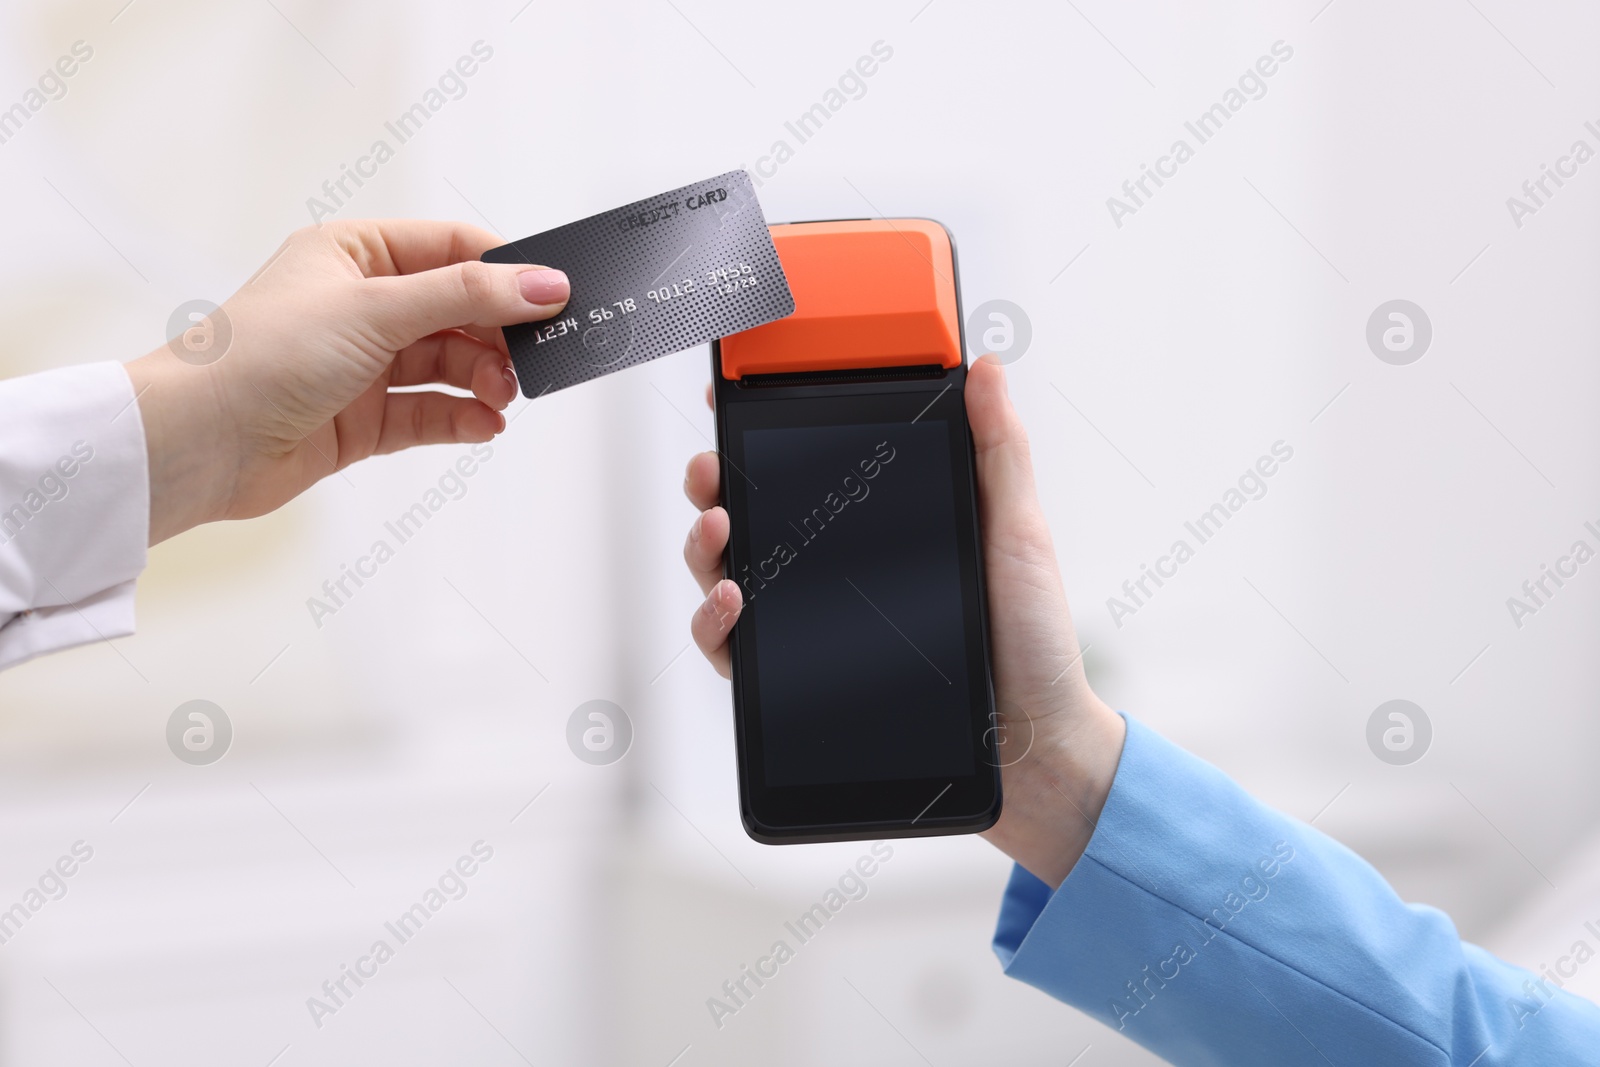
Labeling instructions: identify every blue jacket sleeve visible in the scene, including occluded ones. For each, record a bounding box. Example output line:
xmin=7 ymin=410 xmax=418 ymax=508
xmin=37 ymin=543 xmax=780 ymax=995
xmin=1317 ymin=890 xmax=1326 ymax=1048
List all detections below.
xmin=993 ymin=714 xmax=1600 ymax=1066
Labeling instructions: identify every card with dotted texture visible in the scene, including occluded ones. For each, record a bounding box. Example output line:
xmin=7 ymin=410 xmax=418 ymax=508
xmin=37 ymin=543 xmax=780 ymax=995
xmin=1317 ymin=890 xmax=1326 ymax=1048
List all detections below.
xmin=483 ymin=169 xmax=795 ymax=398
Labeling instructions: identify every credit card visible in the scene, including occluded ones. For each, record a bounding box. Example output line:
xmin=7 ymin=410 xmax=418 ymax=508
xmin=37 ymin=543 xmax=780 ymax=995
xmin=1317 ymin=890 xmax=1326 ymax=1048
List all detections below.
xmin=483 ymin=169 xmax=795 ymax=398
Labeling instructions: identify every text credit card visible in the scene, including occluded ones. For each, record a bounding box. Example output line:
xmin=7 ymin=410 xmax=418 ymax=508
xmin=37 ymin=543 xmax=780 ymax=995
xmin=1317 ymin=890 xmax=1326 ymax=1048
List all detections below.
xmin=484 ymin=169 xmax=795 ymax=398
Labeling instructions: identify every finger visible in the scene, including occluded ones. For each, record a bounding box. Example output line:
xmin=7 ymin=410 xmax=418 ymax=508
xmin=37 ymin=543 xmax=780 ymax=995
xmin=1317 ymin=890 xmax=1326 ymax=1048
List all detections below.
xmin=966 ymin=355 xmax=1037 ymax=502
xmin=684 ymin=506 xmax=730 ymax=596
xmin=391 ymin=330 xmax=517 ymax=411
xmin=372 ymin=391 xmax=504 ymax=455
xmin=704 ymin=381 xmax=713 ymax=410
xmin=458 ymin=322 xmax=511 ymax=358
xmin=960 ymin=363 xmax=1062 ymax=550
xmin=362 ymin=261 xmax=570 ymax=349
xmin=333 ymin=218 xmax=505 ymax=277
xmin=690 ymin=579 xmax=742 ymax=678
xmin=684 ymin=451 xmax=721 ymax=511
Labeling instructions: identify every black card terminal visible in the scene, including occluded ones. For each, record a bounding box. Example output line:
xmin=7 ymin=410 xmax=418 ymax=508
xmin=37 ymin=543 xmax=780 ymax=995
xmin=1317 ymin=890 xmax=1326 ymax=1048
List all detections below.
xmin=713 ymin=218 xmax=1001 ymax=844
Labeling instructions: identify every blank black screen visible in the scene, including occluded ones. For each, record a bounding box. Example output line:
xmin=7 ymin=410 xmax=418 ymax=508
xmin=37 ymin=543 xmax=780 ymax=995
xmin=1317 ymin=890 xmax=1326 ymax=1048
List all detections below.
xmin=739 ymin=420 xmax=975 ymax=788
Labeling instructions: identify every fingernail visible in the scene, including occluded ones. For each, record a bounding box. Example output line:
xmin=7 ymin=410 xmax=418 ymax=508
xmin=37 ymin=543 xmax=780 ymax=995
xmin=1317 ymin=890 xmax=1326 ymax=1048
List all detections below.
xmin=518 ymin=268 xmax=568 ymax=305
xmin=700 ymin=591 xmax=718 ymax=617
xmin=690 ymin=512 xmax=704 ymax=544
xmin=502 ymin=366 xmax=517 ymax=391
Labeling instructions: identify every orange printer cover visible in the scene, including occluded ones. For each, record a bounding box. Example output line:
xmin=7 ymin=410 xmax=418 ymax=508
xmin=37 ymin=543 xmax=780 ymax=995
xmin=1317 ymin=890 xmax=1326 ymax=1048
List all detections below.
xmin=719 ymin=219 xmax=963 ymax=379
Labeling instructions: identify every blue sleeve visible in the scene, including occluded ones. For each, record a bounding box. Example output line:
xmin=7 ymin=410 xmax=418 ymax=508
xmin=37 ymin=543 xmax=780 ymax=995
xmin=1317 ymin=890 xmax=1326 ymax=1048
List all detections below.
xmin=993 ymin=714 xmax=1600 ymax=1066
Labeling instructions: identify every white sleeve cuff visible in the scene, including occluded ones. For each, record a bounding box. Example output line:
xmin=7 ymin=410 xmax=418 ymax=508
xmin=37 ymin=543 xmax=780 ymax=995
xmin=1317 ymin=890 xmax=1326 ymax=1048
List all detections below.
xmin=0 ymin=361 xmax=149 ymax=671
xmin=0 ymin=579 xmax=139 ymax=672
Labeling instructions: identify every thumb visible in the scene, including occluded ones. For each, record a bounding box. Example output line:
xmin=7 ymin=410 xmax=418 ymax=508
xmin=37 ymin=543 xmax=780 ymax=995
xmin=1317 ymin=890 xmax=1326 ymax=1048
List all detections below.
xmin=966 ymin=357 xmax=1048 ymax=539
xmin=965 ymin=360 xmax=1092 ymax=715
xmin=363 ymin=261 xmax=570 ymax=347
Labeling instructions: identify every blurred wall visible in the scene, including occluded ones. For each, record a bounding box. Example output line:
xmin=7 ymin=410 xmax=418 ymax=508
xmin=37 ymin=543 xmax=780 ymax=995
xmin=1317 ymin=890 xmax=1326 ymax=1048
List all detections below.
xmin=0 ymin=1 xmax=1596 ymax=1064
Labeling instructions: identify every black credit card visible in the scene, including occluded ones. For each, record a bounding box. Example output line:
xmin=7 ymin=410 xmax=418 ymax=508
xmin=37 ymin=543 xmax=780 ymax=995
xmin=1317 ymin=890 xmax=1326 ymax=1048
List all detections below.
xmin=483 ymin=169 xmax=795 ymax=398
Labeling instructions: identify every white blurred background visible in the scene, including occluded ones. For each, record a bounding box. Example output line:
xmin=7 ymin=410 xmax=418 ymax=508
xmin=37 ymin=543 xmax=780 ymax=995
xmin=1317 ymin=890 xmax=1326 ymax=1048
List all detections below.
xmin=1 ymin=0 xmax=1598 ymax=1063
